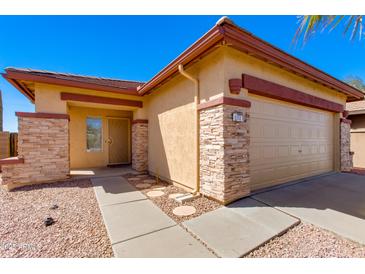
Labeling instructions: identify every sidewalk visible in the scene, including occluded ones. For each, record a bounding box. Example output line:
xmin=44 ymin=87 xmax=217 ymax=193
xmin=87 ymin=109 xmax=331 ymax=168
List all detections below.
xmin=91 ymin=176 xmax=215 ymax=258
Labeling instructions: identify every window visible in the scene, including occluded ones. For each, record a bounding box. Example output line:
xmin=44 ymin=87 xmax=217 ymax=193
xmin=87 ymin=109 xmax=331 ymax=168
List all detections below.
xmin=86 ymin=118 xmax=102 ymax=152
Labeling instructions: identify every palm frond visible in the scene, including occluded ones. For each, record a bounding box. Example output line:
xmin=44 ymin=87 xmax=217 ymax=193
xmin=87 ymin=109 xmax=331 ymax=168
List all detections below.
xmin=294 ymin=15 xmax=364 ymax=45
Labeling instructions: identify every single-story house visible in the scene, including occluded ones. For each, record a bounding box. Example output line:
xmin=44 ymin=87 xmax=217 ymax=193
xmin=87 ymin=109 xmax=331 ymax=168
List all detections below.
xmin=347 ymin=98 xmax=365 ymax=168
xmin=0 ymin=17 xmax=363 ymax=204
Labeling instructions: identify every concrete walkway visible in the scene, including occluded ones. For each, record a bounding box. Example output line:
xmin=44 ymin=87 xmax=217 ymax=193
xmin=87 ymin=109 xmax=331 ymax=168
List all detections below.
xmin=71 ymin=166 xmax=137 ymax=180
xmin=182 ymin=198 xmax=299 ymax=257
xmin=253 ymin=172 xmax=365 ymax=244
xmin=91 ymin=176 xmax=215 ymax=258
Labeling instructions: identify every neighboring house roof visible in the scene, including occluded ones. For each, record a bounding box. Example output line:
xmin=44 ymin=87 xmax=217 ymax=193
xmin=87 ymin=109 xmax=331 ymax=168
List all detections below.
xmin=2 ymin=68 xmax=144 ymax=102
xmin=2 ymin=17 xmax=364 ymax=103
xmin=346 ymin=99 xmax=365 ymax=114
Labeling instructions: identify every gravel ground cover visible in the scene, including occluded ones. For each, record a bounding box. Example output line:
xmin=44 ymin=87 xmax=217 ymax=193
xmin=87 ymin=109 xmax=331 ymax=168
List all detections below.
xmin=0 ymin=179 xmax=113 ymax=258
xmin=125 ymin=174 xmax=221 ymax=223
xmin=246 ymin=223 xmax=365 ymax=258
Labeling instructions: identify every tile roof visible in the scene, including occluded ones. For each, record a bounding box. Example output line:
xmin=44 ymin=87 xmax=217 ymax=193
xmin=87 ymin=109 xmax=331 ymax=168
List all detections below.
xmin=5 ymin=67 xmax=144 ymax=90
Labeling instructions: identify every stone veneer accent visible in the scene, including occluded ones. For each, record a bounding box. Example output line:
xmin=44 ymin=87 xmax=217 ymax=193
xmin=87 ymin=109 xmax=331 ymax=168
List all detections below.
xmin=132 ymin=120 xmax=148 ymax=172
xmin=1 ymin=114 xmax=69 ymax=190
xmin=200 ymin=104 xmax=250 ymax=204
xmin=340 ymin=118 xmax=353 ymax=172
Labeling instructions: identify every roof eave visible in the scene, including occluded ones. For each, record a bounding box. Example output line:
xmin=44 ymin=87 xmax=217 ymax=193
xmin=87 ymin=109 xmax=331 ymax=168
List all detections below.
xmin=221 ymin=23 xmax=364 ymax=101
xmin=2 ymin=73 xmax=35 ymax=103
xmin=3 ymin=70 xmax=141 ymax=98
xmin=139 ymin=19 xmax=364 ymax=101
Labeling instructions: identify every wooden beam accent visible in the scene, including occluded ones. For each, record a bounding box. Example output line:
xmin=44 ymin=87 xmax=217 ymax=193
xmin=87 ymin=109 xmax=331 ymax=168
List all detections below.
xmin=242 ymin=74 xmax=344 ymax=113
xmin=198 ymin=96 xmax=251 ymax=111
xmin=60 ymin=92 xmax=143 ymax=108
xmin=132 ymin=119 xmax=148 ymax=124
xmin=16 ymin=112 xmax=70 ymax=120
xmin=228 ymin=79 xmax=242 ymax=94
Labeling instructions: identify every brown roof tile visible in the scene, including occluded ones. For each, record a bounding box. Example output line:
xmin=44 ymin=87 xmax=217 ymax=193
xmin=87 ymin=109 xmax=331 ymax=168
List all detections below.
xmin=5 ymin=67 xmax=144 ymax=90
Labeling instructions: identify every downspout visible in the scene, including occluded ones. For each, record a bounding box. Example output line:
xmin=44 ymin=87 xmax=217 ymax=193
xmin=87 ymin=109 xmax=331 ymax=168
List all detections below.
xmin=178 ymin=64 xmax=200 ymax=194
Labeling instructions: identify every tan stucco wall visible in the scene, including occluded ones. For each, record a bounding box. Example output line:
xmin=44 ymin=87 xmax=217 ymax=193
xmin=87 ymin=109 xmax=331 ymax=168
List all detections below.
xmin=144 ymin=49 xmax=228 ymax=190
xmin=145 ymin=75 xmax=197 ymax=190
xmin=68 ymin=106 xmax=132 ymax=169
xmin=31 ymin=45 xmax=349 ymax=186
xmin=145 ymin=46 xmax=348 ymax=189
xmin=195 ymin=49 xmax=226 ymax=103
xmin=222 ymin=47 xmax=347 ymax=105
xmin=350 ymin=115 xmax=365 ymax=168
xmin=35 ymin=84 xmax=68 ymax=114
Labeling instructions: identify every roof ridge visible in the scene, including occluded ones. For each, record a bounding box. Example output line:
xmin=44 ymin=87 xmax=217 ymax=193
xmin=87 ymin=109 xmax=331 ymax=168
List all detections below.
xmin=5 ymin=67 xmax=144 ymax=84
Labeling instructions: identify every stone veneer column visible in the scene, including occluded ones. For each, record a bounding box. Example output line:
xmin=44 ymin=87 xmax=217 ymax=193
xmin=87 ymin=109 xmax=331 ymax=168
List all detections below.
xmin=340 ymin=118 xmax=353 ymax=172
xmin=199 ymin=98 xmax=250 ymax=204
xmin=132 ymin=120 xmax=148 ymax=172
xmin=1 ymin=112 xmax=70 ymax=190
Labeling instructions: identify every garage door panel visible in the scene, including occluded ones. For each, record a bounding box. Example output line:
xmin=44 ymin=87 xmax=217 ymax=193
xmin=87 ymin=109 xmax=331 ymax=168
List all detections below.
xmin=250 ymin=95 xmax=334 ymax=190
xmin=251 ymin=142 xmax=331 ymax=164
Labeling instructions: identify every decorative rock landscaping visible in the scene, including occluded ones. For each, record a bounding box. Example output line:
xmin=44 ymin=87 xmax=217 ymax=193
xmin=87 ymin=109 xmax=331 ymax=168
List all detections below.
xmin=245 ymin=223 xmax=365 ymax=258
xmin=0 ymin=179 xmax=113 ymax=258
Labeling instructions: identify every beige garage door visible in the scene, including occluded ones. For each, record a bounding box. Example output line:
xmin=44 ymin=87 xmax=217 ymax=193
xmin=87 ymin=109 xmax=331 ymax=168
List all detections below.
xmin=250 ymin=94 xmax=334 ymax=191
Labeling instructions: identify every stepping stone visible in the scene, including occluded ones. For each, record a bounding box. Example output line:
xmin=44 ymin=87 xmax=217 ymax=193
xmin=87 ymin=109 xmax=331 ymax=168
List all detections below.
xmin=168 ymin=193 xmax=185 ymax=199
xmin=173 ymin=206 xmax=196 ymax=217
xmin=128 ymin=178 xmax=140 ymax=181
xmin=152 ymin=185 xmax=166 ymax=191
xmin=152 ymin=187 xmax=166 ymax=191
xmin=136 ymin=183 xmax=152 ymax=189
xmin=144 ymin=179 xmax=156 ymax=184
xmin=136 ymin=174 xmax=148 ymax=178
xmin=146 ymin=190 xmax=165 ymax=198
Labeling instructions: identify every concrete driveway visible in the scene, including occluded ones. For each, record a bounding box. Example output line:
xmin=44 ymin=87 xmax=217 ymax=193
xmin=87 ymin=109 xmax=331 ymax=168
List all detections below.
xmin=253 ymin=172 xmax=365 ymax=244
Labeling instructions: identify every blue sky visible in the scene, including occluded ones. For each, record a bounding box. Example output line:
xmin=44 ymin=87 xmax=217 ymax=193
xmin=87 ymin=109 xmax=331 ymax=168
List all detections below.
xmin=1 ymin=15 xmax=364 ymax=132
